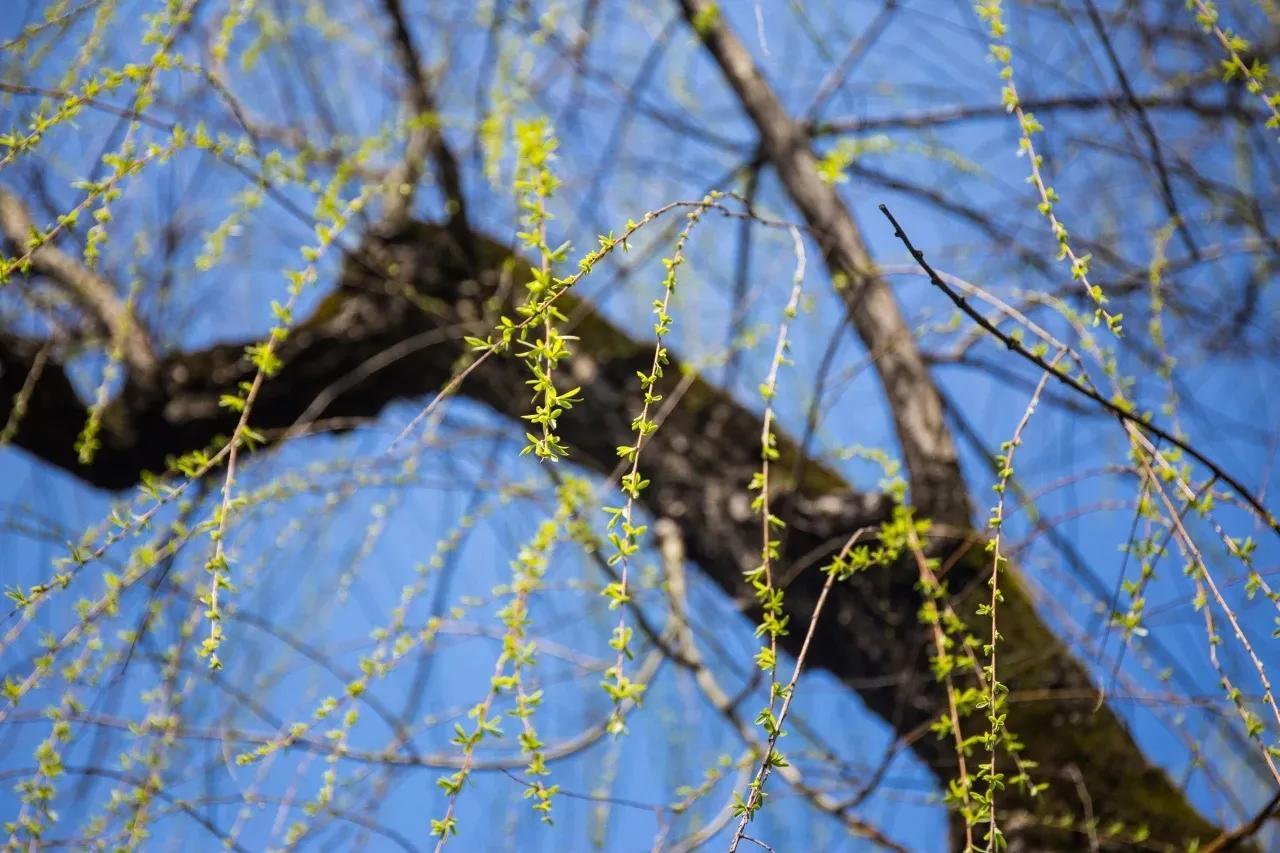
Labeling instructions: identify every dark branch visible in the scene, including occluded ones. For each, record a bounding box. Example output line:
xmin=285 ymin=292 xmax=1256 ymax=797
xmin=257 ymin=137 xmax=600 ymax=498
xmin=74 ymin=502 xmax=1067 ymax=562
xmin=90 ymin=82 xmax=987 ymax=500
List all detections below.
xmin=879 ymin=203 xmax=1280 ymax=538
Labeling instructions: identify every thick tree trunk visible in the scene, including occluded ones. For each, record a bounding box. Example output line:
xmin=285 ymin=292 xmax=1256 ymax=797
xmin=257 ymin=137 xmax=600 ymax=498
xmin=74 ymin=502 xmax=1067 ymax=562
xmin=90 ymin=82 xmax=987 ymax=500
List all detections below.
xmin=0 ymin=220 xmax=1225 ymax=849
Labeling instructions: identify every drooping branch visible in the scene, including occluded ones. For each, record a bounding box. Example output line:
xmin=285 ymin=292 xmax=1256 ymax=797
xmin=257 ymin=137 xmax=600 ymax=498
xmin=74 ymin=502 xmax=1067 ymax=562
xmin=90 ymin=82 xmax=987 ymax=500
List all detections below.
xmin=879 ymin=203 xmax=1280 ymax=538
xmin=0 ymin=215 xmax=1225 ymax=849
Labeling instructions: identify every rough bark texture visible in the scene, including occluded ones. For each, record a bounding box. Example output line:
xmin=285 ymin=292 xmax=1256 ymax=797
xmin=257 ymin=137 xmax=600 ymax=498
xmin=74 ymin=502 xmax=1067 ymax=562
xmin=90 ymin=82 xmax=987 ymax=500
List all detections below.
xmin=0 ymin=221 xmax=1225 ymax=849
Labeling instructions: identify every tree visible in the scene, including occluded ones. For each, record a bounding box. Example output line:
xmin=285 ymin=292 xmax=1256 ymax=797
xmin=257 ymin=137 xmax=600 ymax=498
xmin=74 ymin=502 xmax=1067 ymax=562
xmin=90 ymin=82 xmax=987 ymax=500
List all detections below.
xmin=2 ymin=0 xmax=1279 ymax=850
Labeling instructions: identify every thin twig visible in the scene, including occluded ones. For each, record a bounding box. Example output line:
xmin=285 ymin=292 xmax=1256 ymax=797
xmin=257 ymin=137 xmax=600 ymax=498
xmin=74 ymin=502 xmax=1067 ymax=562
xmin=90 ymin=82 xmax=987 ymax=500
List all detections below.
xmin=878 ymin=204 xmax=1280 ymax=538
